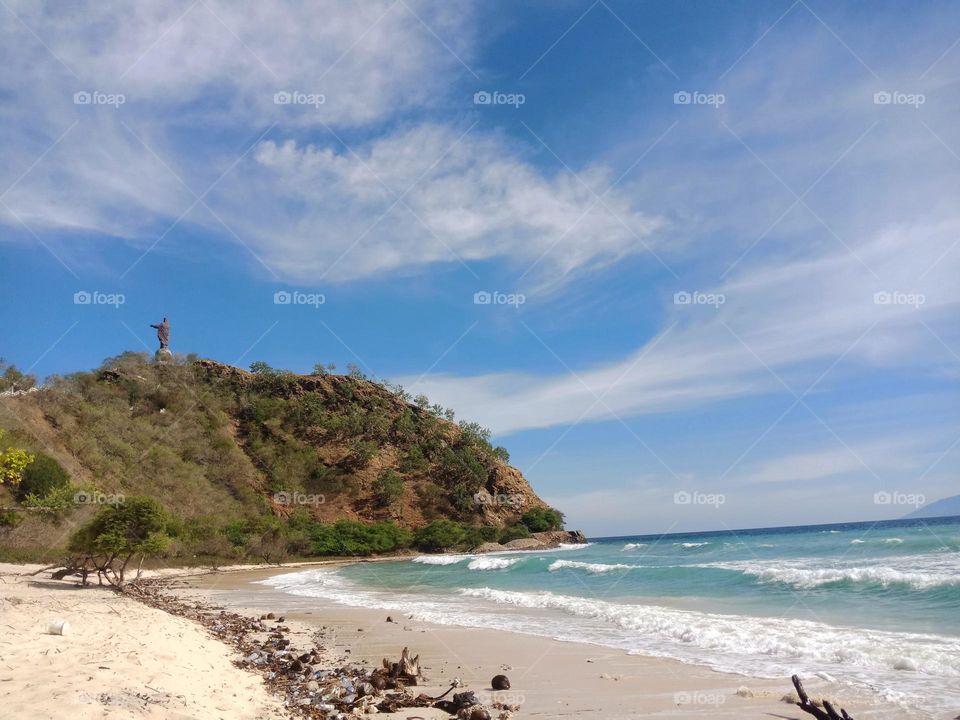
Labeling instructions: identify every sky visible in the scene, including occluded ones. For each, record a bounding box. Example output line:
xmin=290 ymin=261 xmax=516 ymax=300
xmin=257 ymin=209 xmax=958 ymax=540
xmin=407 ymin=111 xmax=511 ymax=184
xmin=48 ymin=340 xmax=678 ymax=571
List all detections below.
xmin=1 ymin=0 xmax=958 ymax=536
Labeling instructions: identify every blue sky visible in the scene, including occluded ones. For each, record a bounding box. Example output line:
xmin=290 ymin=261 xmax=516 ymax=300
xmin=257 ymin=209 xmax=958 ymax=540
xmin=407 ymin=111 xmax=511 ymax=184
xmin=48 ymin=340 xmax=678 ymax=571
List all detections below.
xmin=1 ymin=0 xmax=959 ymax=535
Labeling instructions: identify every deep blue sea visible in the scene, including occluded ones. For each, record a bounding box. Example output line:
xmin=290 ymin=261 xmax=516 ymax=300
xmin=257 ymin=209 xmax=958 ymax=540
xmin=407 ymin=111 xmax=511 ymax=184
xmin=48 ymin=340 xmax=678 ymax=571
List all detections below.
xmin=262 ymin=517 xmax=960 ymax=717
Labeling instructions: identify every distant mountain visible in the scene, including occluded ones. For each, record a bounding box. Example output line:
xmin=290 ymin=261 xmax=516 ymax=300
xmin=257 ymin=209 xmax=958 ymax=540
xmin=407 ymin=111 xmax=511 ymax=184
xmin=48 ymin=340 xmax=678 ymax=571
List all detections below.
xmin=903 ymin=494 xmax=960 ymax=519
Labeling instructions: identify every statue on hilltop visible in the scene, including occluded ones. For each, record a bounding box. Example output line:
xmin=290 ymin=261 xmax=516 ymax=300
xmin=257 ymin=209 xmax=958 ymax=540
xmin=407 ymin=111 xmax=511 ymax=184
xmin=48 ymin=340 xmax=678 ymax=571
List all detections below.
xmin=150 ymin=317 xmax=172 ymax=363
xmin=150 ymin=317 xmax=170 ymax=350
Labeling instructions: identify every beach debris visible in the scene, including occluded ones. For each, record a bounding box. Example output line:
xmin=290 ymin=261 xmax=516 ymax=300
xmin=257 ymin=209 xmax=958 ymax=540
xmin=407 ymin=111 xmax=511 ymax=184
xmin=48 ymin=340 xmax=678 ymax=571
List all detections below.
xmin=381 ymin=646 xmax=422 ymax=684
xmin=491 ymin=674 xmax=510 ymax=690
xmin=735 ymin=685 xmax=754 ymax=698
xmin=45 ymin=619 xmax=70 ymax=635
xmin=105 ymin=577 xmax=502 ymax=720
xmin=385 ymin=616 xmax=394 ymax=623
xmin=791 ymin=674 xmax=855 ymax=720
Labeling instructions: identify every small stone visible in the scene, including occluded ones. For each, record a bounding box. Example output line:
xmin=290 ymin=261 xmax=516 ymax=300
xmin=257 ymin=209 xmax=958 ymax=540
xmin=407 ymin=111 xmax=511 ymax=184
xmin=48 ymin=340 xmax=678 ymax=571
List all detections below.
xmin=491 ymin=674 xmax=510 ymax=690
xmin=306 ymin=680 xmax=319 ymax=692
xmin=736 ymin=686 xmax=754 ymax=698
xmin=266 ymin=612 xmax=275 ymax=619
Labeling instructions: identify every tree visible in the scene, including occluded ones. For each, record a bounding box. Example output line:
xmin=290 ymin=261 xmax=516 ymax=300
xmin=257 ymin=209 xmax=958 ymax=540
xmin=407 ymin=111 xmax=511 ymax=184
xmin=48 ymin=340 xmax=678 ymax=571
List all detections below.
xmin=521 ymin=507 xmax=565 ymax=532
xmin=0 ymin=359 xmax=36 ymax=393
xmin=413 ymin=519 xmax=467 ymax=551
xmin=16 ymin=452 xmax=69 ymax=501
xmin=373 ymin=470 xmax=404 ymax=507
xmin=67 ymin=497 xmax=171 ymax=587
xmin=249 ymin=360 xmax=273 ymax=374
xmin=0 ymin=429 xmax=34 ymax=489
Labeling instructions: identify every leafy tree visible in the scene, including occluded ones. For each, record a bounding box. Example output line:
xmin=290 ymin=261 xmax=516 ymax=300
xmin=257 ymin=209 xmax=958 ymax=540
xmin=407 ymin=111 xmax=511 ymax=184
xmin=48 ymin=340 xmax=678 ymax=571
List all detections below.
xmin=373 ymin=470 xmax=404 ymax=507
xmin=67 ymin=497 xmax=171 ymax=587
xmin=249 ymin=361 xmax=274 ymax=374
xmin=346 ymin=438 xmax=378 ymax=469
xmin=399 ymin=445 xmax=427 ymax=473
xmin=0 ymin=429 xmax=34 ymax=489
xmin=0 ymin=360 xmax=36 ymax=393
xmin=499 ymin=523 xmax=531 ymax=543
xmin=493 ymin=446 xmax=510 ymax=463
xmin=308 ymin=520 xmax=410 ymax=556
xmin=16 ymin=452 xmax=69 ymax=501
xmin=521 ymin=507 xmax=565 ymax=532
xmin=413 ymin=519 xmax=467 ymax=551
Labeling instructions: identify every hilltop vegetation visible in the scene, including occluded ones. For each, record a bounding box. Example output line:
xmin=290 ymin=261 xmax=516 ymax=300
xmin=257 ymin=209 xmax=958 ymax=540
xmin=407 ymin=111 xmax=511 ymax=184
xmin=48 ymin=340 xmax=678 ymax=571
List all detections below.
xmin=0 ymin=353 xmax=564 ymax=563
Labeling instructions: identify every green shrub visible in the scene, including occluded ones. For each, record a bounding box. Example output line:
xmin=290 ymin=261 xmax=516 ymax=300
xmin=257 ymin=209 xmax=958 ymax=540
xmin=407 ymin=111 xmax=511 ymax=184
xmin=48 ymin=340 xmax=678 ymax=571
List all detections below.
xmin=373 ymin=470 xmax=404 ymax=507
xmin=499 ymin=523 xmax=530 ymax=543
xmin=521 ymin=507 xmax=565 ymax=532
xmin=399 ymin=445 xmax=427 ymax=472
xmin=16 ymin=452 xmax=70 ymax=501
xmin=413 ymin=519 xmax=467 ymax=551
xmin=308 ymin=520 xmax=410 ymax=556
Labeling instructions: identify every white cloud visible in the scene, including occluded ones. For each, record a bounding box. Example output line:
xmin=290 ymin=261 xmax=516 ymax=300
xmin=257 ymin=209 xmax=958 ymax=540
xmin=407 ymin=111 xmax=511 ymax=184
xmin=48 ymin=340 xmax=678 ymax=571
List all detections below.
xmin=207 ymin=127 xmax=664 ymax=281
xmin=403 ymin=221 xmax=960 ymax=434
xmin=0 ymin=0 xmax=665 ymax=285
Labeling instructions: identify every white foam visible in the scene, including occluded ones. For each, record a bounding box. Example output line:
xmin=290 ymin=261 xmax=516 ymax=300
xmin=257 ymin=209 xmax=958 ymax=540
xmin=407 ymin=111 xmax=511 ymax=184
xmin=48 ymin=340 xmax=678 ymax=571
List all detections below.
xmin=467 ymin=557 xmax=519 ymax=571
xmin=459 ymin=587 xmax=960 ymax=681
xmin=412 ymin=555 xmax=470 ymax=565
xmin=676 ymin=542 xmax=709 ymax=549
xmin=548 ymin=560 xmax=638 ymax=574
xmin=621 ymin=543 xmax=647 ymax=551
xmin=700 ymin=556 xmax=960 ymax=591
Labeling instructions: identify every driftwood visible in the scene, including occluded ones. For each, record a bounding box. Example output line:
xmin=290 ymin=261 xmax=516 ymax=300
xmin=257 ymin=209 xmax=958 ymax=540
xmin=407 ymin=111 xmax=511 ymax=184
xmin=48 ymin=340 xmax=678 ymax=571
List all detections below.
xmin=792 ymin=675 xmax=855 ymax=720
xmin=381 ymin=646 xmax=422 ymax=685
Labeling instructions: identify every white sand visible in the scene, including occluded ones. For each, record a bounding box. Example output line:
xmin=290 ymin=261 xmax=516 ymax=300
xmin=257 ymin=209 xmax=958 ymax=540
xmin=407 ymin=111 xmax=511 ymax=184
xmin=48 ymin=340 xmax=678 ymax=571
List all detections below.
xmin=0 ymin=563 xmax=286 ymax=720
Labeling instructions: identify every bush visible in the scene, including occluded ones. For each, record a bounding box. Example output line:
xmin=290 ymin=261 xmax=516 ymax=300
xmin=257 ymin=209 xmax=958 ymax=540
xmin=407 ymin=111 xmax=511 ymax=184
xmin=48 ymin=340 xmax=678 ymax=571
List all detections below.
xmin=373 ymin=470 xmax=404 ymax=507
xmin=499 ymin=523 xmax=530 ymax=543
xmin=399 ymin=445 xmax=427 ymax=472
xmin=521 ymin=507 xmax=565 ymax=532
xmin=0 ymin=359 xmax=36 ymax=393
xmin=413 ymin=519 xmax=467 ymax=552
xmin=0 ymin=429 xmax=34 ymax=489
xmin=16 ymin=452 xmax=70 ymax=501
xmin=308 ymin=520 xmax=410 ymax=556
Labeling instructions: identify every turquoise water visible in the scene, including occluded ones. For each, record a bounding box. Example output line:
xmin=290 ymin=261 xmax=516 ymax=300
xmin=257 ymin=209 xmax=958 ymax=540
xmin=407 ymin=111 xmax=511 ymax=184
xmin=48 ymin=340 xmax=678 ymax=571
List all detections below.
xmin=262 ymin=517 xmax=960 ymax=717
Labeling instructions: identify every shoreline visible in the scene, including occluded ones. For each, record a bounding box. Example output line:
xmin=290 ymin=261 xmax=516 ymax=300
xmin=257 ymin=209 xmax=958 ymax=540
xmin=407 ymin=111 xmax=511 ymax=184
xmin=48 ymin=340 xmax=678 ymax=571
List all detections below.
xmin=180 ymin=564 xmax=908 ymax=719
xmin=0 ymin=560 xmax=917 ymax=719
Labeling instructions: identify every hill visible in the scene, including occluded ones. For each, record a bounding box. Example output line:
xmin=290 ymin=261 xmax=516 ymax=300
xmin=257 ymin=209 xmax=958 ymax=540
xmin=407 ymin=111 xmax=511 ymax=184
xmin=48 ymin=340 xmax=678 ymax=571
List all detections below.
xmin=0 ymin=353 xmax=572 ymax=562
xmin=902 ymin=494 xmax=960 ymax=520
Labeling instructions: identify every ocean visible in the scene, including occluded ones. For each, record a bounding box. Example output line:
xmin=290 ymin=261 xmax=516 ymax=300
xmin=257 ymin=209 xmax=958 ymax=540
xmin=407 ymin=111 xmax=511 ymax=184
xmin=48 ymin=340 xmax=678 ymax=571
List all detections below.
xmin=260 ymin=516 xmax=960 ymax=717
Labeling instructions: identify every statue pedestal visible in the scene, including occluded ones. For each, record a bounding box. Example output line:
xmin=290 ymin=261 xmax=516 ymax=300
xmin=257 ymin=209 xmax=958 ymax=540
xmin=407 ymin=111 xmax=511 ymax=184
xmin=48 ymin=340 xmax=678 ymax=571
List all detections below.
xmin=154 ymin=348 xmax=173 ymax=364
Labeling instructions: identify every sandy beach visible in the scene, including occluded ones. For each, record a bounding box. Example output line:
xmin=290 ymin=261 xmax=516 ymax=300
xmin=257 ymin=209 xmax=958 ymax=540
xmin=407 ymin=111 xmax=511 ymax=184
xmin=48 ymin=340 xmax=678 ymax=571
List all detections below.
xmin=0 ymin=559 xmax=912 ymax=720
